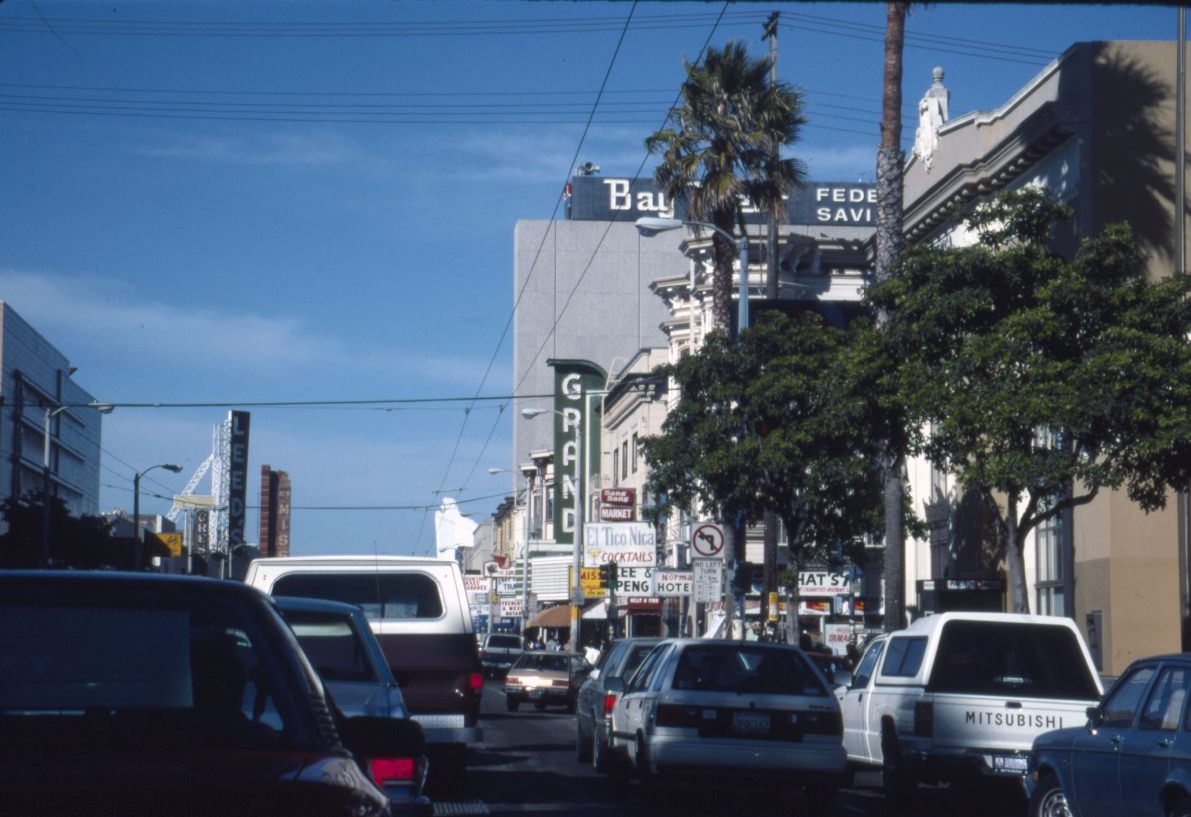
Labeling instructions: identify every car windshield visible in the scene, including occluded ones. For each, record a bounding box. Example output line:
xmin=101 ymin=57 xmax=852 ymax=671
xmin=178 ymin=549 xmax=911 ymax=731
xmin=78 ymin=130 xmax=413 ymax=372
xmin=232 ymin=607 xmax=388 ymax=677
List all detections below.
xmin=672 ymin=645 xmax=828 ymax=696
xmin=0 ymin=589 xmax=299 ymax=750
xmin=513 ymin=653 xmax=570 ymax=673
xmin=283 ymin=611 xmax=379 ymax=683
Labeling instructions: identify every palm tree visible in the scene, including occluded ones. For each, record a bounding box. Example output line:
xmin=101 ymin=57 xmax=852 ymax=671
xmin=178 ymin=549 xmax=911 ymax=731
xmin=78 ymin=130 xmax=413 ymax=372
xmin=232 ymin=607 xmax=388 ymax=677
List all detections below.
xmin=876 ymin=3 xmax=907 ymax=633
xmin=646 ymin=40 xmax=807 ymax=333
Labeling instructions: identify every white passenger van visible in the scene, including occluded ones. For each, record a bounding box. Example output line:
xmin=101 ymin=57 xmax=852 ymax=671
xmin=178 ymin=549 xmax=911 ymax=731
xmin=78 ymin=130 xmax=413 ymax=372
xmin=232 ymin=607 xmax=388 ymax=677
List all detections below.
xmin=244 ymin=556 xmax=483 ymax=780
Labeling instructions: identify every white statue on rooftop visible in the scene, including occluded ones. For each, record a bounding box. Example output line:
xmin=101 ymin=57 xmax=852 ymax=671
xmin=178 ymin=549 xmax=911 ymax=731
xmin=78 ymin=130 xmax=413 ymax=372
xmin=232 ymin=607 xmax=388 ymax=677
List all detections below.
xmin=913 ymin=66 xmax=950 ymax=173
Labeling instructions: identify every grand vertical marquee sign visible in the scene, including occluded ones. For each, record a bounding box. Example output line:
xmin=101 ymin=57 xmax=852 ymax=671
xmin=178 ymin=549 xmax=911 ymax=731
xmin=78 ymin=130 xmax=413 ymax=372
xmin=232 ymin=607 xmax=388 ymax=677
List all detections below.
xmin=547 ymin=359 xmax=605 ymax=545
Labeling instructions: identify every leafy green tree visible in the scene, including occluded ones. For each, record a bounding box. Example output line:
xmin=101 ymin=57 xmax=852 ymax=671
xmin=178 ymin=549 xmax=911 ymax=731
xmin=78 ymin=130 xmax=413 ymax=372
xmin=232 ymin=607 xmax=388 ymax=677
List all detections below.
xmin=0 ymin=492 xmax=126 ymax=569
xmin=641 ymin=312 xmax=892 ymax=639
xmin=646 ymin=40 xmax=806 ymax=332
xmin=868 ymin=188 xmax=1191 ymax=612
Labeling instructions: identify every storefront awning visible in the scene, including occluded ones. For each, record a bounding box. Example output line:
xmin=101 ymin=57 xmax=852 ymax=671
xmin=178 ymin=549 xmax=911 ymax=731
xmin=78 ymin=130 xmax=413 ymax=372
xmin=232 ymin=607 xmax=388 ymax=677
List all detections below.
xmin=528 ymin=603 xmax=603 ymax=629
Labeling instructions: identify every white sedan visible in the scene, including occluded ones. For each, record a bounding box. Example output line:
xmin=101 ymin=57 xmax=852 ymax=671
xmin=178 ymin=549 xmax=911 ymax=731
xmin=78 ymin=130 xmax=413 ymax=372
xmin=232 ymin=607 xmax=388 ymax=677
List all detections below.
xmin=607 ymin=639 xmax=847 ymax=814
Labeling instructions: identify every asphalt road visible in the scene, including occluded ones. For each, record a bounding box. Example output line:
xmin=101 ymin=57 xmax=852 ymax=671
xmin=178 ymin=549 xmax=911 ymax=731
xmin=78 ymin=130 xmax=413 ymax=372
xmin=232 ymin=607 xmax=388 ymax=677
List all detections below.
xmin=427 ymin=680 xmax=1031 ymax=817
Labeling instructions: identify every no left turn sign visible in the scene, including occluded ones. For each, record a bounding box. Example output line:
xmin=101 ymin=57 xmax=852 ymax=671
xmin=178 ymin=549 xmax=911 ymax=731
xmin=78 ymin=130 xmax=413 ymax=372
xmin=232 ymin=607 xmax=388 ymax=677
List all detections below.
xmin=691 ymin=524 xmax=725 ymax=558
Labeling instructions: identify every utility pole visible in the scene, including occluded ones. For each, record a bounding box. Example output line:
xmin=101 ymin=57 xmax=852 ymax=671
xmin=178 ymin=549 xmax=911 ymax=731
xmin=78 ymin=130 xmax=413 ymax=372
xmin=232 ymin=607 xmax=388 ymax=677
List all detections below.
xmin=762 ymin=10 xmax=782 ymax=639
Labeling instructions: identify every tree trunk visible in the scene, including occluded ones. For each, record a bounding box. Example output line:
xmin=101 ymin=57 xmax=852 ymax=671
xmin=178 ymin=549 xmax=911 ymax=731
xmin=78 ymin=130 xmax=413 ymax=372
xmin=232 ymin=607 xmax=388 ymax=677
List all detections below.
xmin=1006 ymin=492 xmax=1030 ymax=613
xmin=877 ymin=2 xmax=907 ymax=633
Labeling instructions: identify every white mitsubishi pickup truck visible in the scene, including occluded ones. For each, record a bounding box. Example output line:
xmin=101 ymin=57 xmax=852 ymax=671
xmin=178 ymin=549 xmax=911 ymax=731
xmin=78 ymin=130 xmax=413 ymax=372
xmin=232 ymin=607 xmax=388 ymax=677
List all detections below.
xmin=840 ymin=612 xmax=1103 ymax=801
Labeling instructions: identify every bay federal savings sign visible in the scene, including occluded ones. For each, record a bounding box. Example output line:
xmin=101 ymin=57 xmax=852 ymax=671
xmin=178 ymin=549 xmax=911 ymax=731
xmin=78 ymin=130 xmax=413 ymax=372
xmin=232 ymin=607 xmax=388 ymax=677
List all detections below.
xmin=566 ymin=175 xmax=876 ymax=227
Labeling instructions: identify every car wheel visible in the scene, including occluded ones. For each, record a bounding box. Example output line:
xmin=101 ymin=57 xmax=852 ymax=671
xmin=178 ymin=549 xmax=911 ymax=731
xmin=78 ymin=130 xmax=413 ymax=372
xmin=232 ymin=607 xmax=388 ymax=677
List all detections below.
xmin=506 ymin=696 xmax=519 ymax=712
xmin=566 ymin=695 xmax=577 ymax=714
xmin=635 ymin=734 xmax=656 ymax=797
xmin=576 ymin=717 xmax=593 ymax=762
xmin=1028 ymin=773 xmax=1070 ymax=817
xmin=592 ymin=724 xmax=607 ymax=773
xmin=1170 ymin=795 xmax=1191 ymax=817
xmin=881 ymin=725 xmax=914 ymax=803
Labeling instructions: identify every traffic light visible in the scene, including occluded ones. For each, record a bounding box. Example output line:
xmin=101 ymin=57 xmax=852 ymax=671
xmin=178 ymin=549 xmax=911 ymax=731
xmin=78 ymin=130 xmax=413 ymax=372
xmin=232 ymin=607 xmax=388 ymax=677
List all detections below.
xmin=597 ymin=562 xmax=619 ymax=591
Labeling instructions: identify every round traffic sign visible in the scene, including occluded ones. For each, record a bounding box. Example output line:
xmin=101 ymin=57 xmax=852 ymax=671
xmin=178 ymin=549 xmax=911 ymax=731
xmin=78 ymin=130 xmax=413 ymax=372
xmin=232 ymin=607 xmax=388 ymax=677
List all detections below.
xmin=691 ymin=524 xmax=725 ymax=558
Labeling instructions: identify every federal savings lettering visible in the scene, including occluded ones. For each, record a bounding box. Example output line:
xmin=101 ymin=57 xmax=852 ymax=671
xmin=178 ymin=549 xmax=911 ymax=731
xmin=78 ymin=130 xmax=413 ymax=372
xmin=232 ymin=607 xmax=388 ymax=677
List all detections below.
xmin=965 ymin=712 xmax=1066 ymax=729
xmin=815 ymin=187 xmax=877 ymax=224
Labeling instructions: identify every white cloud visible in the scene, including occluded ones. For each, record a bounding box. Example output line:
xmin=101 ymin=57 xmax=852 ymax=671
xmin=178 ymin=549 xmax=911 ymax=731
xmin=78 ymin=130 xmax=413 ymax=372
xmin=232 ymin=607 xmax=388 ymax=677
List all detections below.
xmin=135 ymin=129 xmax=363 ymax=167
xmin=0 ymin=268 xmax=508 ymax=390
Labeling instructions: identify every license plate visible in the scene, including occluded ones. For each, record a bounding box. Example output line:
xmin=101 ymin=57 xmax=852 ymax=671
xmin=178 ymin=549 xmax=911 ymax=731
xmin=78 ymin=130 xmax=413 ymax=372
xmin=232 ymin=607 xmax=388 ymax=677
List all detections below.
xmin=992 ymin=755 xmax=1029 ymax=774
xmin=528 ymin=688 xmax=544 ymax=698
xmin=732 ymin=711 xmax=771 ymax=735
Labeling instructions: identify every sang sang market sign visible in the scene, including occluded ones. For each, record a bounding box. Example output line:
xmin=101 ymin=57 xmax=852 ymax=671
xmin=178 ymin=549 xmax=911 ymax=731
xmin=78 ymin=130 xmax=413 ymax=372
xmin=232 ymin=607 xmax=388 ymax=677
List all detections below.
xmin=565 ymin=175 xmax=876 ymax=227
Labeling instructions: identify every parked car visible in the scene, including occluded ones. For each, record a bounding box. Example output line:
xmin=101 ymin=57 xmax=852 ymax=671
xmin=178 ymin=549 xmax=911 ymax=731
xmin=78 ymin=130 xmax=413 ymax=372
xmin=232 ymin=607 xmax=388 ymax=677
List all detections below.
xmin=607 ymin=638 xmax=847 ymax=813
xmin=1028 ymin=653 xmax=1191 ymax=817
xmin=504 ymin=652 xmax=591 ymax=712
xmin=840 ymin=612 xmax=1102 ymax=801
xmin=480 ymin=633 xmax=525 ymax=678
xmin=575 ymin=637 xmax=660 ymax=770
xmin=244 ymin=555 xmax=483 ymax=782
xmin=0 ymin=570 xmax=422 ymax=817
xmin=274 ymin=596 xmax=432 ymax=817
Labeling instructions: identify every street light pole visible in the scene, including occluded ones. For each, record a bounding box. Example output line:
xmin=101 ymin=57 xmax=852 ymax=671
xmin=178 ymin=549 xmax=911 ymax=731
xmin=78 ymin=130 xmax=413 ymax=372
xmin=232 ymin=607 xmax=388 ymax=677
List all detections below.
xmin=523 ymin=406 xmax=585 ymax=651
xmin=41 ymin=406 xmax=68 ymax=568
xmin=636 ymin=216 xmax=751 ymax=638
xmin=635 ymin=216 xmax=750 ymax=338
xmin=133 ymin=463 xmax=183 ymax=570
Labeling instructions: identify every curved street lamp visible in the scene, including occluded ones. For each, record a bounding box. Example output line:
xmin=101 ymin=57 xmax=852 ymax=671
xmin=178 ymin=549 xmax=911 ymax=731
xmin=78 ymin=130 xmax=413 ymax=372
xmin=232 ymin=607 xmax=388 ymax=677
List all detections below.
xmin=134 ymin=463 xmax=183 ymax=570
xmin=634 ymin=216 xmax=750 ymax=339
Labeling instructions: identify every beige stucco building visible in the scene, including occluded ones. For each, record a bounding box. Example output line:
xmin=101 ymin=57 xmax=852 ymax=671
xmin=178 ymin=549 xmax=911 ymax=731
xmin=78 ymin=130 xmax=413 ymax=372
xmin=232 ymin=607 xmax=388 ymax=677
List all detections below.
xmin=900 ymin=41 xmax=1190 ymax=674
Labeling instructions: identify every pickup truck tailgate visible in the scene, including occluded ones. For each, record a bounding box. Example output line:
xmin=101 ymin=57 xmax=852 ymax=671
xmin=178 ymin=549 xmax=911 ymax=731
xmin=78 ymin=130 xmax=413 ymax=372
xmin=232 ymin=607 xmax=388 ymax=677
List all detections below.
xmin=930 ymin=692 xmax=1093 ymax=753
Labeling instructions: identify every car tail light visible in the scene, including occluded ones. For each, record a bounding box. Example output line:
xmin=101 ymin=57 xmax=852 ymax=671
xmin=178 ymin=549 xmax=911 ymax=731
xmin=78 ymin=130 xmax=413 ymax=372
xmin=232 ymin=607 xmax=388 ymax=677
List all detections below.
xmin=468 ymin=672 xmax=484 ymax=691
xmin=914 ymin=700 xmax=934 ymax=737
xmin=603 ymin=693 xmax=617 ymax=717
xmin=369 ymin=756 xmax=416 ymax=787
xmin=507 ymin=675 xmax=522 ymax=685
xmin=655 ymin=704 xmax=703 ymax=728
xmin=552 ymin=679 xmax=570 ymax=688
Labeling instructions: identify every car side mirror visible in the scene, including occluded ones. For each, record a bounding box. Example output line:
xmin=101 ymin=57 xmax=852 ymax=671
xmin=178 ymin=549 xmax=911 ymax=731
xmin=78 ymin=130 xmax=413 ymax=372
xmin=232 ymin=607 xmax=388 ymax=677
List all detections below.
xmin=1086 ymin=706 xmax=1102 ymax=730
xmin=833 ymin=668 xmax=853 ymax=688
xmin=340 ymin=715 xmax=425 ymax=759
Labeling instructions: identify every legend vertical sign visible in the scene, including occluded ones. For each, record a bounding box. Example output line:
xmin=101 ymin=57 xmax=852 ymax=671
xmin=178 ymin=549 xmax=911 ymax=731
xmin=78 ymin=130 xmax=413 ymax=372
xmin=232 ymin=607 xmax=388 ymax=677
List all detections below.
xmin=227 ymin=411 xmax=250 ymax=551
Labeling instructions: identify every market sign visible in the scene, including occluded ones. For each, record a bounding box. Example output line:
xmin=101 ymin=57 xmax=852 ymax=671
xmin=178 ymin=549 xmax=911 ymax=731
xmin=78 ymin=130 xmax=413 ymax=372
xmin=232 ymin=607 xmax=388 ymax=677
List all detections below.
xmin=599 ymin=488 xmax=636 ymax=522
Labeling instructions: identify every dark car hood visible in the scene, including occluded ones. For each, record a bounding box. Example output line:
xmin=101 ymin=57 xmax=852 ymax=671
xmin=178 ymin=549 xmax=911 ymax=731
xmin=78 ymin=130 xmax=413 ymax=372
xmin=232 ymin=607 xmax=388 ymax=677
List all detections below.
xmin=0 ymin=749 xmax=389 ymax=817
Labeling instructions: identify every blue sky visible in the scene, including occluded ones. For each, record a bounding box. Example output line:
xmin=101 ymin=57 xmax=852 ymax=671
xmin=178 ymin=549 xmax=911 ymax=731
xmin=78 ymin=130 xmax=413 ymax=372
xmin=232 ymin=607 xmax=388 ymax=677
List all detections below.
xmin=0 ymin=1 xmax=1180 ymax=557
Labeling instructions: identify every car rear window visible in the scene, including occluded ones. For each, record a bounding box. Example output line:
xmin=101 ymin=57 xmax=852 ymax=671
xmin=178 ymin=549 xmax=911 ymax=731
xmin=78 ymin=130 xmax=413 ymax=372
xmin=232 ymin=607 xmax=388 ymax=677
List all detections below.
xmin=0 ymin=596 xmax=297 ymax=749
xmin=487 ymin=635 xmax=522 ymax=649
xmin=671 ymin=645 xmax=828 ymax=696
xmin=513 ymin=653 xmax=569 ymax=672
xmin=283 ymin=612 xmax=378 ymax=683
xmin=273 ymin=572 xmax=444 ymax=620
xmin=927 ymin=620 xmax=1101 ymax=698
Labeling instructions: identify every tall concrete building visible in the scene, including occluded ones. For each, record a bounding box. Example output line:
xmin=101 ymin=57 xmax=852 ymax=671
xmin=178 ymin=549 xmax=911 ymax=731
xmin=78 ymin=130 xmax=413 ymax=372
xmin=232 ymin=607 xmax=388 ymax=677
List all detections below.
xmin=0 ymin=301 xmax=103 ymax=525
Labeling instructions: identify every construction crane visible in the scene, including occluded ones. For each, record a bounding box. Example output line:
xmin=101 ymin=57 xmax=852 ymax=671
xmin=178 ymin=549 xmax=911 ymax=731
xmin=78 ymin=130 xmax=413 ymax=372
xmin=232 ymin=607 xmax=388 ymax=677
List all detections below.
xmin=167 ymin=416 xmax=231 ymax=557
